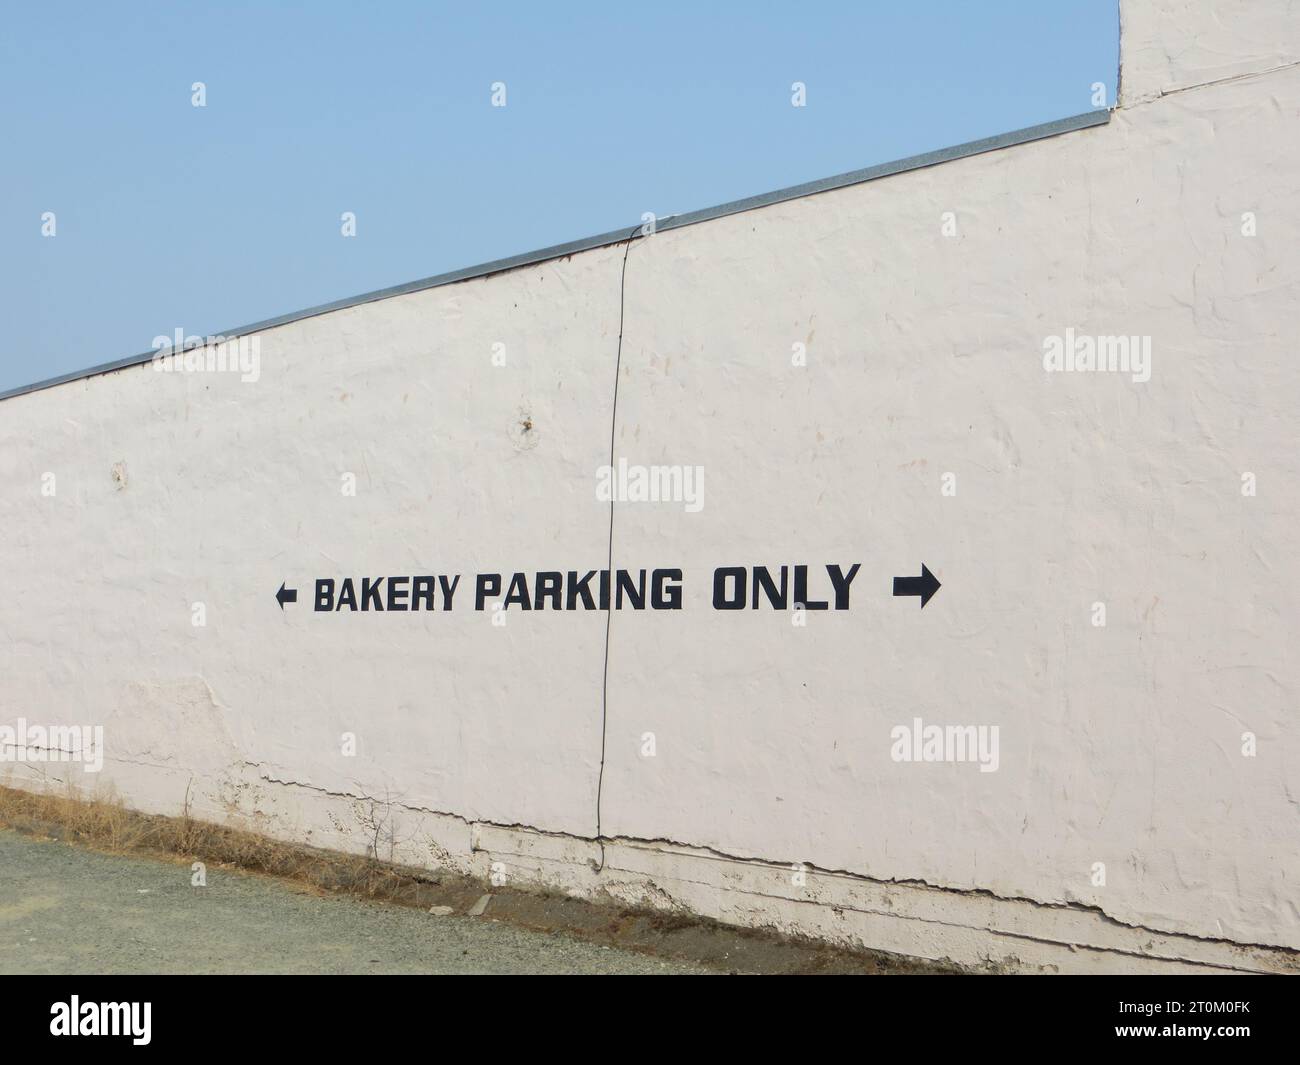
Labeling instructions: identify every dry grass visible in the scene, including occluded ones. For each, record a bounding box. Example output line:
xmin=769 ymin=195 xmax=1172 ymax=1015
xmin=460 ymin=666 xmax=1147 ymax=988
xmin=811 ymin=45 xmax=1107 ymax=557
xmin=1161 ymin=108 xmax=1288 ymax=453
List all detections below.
xmin=0 ymin=780 xmax=955 ymax=973
xmin=0 ymin=781 xmax=480 ymax=907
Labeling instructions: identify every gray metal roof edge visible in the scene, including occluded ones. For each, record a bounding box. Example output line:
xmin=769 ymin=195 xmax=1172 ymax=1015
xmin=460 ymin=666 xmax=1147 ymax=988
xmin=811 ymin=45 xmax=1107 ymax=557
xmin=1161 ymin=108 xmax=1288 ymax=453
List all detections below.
xmin=1 ymin=108 xmax=1110 ymax=404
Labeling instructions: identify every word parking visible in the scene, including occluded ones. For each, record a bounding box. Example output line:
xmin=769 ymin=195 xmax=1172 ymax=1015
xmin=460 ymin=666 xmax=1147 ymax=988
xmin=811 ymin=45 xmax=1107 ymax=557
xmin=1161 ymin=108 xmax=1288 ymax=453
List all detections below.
xmin=299 ymin=563 xmax=881 ymax=613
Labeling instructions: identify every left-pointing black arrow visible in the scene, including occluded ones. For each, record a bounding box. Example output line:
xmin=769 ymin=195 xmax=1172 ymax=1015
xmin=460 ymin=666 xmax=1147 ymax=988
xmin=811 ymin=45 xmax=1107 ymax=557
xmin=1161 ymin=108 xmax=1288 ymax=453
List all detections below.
xmin=892 ymin=564 xmax=941 ymax=608
xmin=276 ymin=583 xmax=298 ymax=610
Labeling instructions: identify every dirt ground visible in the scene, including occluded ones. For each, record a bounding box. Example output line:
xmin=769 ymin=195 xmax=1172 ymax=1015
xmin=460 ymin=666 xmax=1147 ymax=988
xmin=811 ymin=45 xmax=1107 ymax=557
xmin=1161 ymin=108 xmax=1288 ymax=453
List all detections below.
xmin=0 ymin=788 xmax=953 ymax=975
xmin=0 ymin=829 xmax=712 ymax=975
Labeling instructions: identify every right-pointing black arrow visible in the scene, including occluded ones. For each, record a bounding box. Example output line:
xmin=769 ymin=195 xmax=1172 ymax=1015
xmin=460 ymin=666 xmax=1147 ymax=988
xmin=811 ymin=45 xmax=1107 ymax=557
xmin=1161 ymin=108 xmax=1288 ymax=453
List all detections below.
xmin=276 ymin=582 xmax=298 ymax=610
xmin=893 ymin=564 xmax=941 ymax=608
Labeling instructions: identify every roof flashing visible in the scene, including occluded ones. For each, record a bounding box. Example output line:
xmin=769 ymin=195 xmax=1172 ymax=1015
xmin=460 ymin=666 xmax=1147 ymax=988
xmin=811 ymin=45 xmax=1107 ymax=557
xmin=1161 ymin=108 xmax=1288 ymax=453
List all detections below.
xmin=0 ymin=109 xmax=1110 ymax=403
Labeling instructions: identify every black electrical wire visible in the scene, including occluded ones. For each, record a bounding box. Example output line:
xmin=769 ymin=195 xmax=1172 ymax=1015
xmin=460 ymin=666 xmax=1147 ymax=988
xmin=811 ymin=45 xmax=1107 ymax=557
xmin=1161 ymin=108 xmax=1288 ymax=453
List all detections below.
xmin=593 ymin=223 xmax=644 ymax=873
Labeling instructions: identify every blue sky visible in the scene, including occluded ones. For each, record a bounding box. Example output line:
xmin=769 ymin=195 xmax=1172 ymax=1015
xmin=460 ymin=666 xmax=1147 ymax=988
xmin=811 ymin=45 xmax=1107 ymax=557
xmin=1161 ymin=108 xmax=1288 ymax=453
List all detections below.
xmin=0 ymin=1 xmax=1118 ymax=393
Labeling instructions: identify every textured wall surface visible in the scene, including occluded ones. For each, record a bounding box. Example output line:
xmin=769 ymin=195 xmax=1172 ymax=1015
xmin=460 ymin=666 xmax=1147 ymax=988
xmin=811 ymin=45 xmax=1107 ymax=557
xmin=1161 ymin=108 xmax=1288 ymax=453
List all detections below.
xmin=2 ymin=1 xmax=1298 ymax=970
xmin=1120 ymin=0 xmax=1300 ymax=103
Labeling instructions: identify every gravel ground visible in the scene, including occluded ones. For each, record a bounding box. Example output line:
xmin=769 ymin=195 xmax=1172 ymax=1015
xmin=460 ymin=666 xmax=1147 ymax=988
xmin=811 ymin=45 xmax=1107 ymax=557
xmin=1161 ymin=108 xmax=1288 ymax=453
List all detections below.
xmin=0 ymin=829 xmax=706 ymax=975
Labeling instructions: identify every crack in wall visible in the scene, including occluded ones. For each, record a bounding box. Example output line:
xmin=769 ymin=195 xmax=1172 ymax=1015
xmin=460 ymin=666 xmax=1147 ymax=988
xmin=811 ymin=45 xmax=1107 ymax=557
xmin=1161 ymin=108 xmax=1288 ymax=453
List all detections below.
xmin=1121 ymin=45 xmax=1300 ymax=109
xmin=19 ymin=26 xmax=1290 ymax=964
xmin=243 ymin=767 xmax=1297 ymax=963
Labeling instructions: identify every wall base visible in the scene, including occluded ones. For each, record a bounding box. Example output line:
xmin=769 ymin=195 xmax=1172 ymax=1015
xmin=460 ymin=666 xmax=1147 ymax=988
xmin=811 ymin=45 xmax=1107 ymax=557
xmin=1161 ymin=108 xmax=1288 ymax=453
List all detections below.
xmin=5 ymin=764 xmax=1293 ymax=975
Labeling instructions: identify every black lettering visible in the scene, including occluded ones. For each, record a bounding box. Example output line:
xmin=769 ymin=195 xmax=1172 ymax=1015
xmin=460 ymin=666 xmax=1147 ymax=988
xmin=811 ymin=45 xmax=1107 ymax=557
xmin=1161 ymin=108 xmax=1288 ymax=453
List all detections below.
xmin=412 ymin=576 xmax=436 ymax=611
xmin=476 ymin=573 xmax=500 ymax=610
xmin=615 ymin=569 xmax=645 ymax=610
xmin=652 ymin=568 xmax=682 ymax=609
xmin=361 ymin=576 xmax=384 ymax=611
xmin=827 ymin=563 xmax=860 ymax=610
xmin=315 ymin=579 xmax=335 ymax=611
xmin=793 ymin=565 xmax=828 ymax=610
xmin=753 ymin=566 xmax=788 ymax=609
xmin=504 ymin=572 xmax=532 ymax=611
xmin=713 ymin=567 xmax=747 ymax=610
xmin=387 ymin=576 xmax=410 ymax=611
xmin=438 ymin=574 xmax=460 ymax=610
xmin=535 ymin=571 xmax=562 ymax=610
xmin=567 ymin=571 xmax=597 ymax=610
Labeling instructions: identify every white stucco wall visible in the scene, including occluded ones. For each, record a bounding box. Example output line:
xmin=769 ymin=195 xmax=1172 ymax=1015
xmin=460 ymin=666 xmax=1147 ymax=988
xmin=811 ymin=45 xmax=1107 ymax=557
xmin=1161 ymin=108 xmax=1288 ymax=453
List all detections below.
xmin=3 ymin=1 xmax=1297 ymax=972
xmin=1120 ymin=0 xmax=1300 ymax=103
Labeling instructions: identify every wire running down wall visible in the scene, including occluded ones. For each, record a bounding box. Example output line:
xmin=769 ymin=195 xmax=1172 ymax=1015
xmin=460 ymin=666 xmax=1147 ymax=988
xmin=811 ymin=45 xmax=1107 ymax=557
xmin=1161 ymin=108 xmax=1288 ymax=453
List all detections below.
xmin=2 ymin=0 xmax=1298 ymax=974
